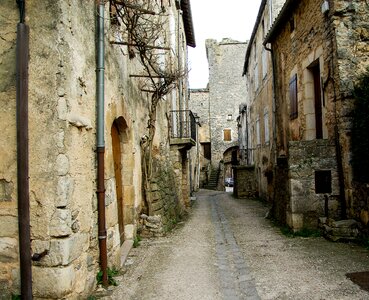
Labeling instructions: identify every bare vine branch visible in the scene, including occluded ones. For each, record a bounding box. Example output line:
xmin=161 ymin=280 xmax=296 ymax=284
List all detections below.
xmin=110 ymin=0 xmax=188 ymax=215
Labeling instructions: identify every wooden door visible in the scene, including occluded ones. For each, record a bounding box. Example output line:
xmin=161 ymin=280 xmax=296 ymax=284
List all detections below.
xmin=111 ymin=123 xmax=124 ymax=244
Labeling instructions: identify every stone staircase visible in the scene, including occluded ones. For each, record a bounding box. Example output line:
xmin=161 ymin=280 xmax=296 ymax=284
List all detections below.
xmin=204 ymin=166 xmax=220 ymax=190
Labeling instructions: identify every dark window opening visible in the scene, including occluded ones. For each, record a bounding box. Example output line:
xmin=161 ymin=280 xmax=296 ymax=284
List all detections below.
xmin=315 ymin=170 xmax=332 ymax=194
xmin=311 ymin=63 xmax=323 ymax=139
xmin=202 ymin=143 xmax=211 ymax=160
xmin=289 ymin=74 xmax=298 ymax=119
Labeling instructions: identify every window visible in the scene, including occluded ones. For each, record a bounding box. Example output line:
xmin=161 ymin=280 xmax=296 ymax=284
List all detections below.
xmin=256 ymin=119 xmax=261 ymax=145
xmin=289 ymin=74 xmax=298 ymax=119
xmin=202 ymin=143 xmax=211 ymax=160
xmin=264 ymin=109 xmax=269 ymax=143
xmin=262 ymin=48 xmax=268 ymax=78
xmin=315 ymin=170 xmax=332 ymax=194
xmin=227 ymin=114 xmax=232 ymax=121
xmin=254 ymin=64 xmax=259 ymax=91
xmin=223 ymin=129 xmax=231 ymax=141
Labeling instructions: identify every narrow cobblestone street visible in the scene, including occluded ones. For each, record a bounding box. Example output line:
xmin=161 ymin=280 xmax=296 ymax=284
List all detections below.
xmin=103 ymin=190 xmax=369 ymax=300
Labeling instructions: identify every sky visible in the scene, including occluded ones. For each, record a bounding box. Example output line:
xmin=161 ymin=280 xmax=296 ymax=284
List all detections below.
xmin=188 ymin=0 xmax=262 ymax=88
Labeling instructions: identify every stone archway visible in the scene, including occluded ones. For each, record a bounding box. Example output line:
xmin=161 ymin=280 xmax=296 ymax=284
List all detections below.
xmin=111 ymin=116 xmax=133 ymax=245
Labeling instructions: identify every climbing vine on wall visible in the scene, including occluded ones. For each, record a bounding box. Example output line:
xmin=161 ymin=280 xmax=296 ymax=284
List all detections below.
xmin=351 ymin=68 xmax=369 ymax=182
xmin=110 ymin=0 xmax=187 ymax=214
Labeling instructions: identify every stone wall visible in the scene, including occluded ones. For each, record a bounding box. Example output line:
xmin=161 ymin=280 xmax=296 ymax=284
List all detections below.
xmin=268 ymin=0 xmax=345 ymax=229
xmin=233 ymin=166 xmax=257 ymax=198
xmin=288 ymin=140 xmax=340 ymax=229
xmin=189 ymin=89 xmax=211 ymax=188
xmin=206 ymin=39 xmax=248 ymax=166
xmin=0 ymin=1 xmax=192 ymax=298
xmin=242 ymin=0 xmax=285 ymax=203
xmin=0 ymin=0 xmax=20 ymax=296
xmin=330 ymin=0 xmax=369 ymax=221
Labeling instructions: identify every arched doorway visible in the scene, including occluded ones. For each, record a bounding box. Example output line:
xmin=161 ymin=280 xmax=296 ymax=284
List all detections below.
xmin=111 ymin=120 xmax=124 ymax=244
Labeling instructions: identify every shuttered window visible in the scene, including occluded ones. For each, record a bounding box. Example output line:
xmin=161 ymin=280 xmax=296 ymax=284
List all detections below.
xmin=289 ymin=74 xmax=298 ymax=119
xmin=223 ymin=129 xmax=231 ymax=141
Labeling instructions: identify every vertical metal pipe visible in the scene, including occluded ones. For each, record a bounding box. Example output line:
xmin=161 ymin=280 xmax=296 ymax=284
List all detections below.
xmin=96 ymin=1 xmax=108 ymax=287
xmin=16 ymin=22 xmax=32 ymax=299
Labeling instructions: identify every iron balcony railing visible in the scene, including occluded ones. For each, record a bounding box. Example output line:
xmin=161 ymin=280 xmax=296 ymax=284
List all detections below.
xmin=170 ymin=110 xmax=196 ymax=142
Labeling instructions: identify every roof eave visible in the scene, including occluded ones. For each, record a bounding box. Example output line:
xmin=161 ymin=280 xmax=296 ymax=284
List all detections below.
xmin=181 ymin=0 xmax=196 ymax=48
xmin=263 ymin=0 xmax=297 ymax=46
xmin=243 ymin=0 xmax=268 ymax=76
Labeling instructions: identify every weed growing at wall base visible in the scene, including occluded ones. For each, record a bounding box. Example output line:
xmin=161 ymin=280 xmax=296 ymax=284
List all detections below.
xmin=133 ymin=234 xmax=142 ymax=248
xmin=96 ymin=267 xmax=120 ymax=286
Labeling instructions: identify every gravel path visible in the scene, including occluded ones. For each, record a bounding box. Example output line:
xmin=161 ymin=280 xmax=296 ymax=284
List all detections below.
xmin=102 ymin=189 xmax=369 ymax=300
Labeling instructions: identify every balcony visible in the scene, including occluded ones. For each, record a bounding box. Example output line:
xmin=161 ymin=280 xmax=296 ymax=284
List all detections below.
xmin=170 ymin=110 xmax=196 ymax=150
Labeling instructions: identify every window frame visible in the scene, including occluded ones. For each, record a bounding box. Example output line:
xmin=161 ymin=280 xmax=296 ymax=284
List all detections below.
xmin=289 ymin=74 xmax=298 ymax=120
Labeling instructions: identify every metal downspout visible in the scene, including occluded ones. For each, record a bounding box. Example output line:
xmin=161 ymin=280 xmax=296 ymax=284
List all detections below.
xmin=16 ymin=0 xmax=32 ymax=298
xmin=96 ymin=1 xmax=108 ymax=287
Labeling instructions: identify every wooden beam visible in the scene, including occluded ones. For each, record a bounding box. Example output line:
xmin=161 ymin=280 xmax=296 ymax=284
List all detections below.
xmin=110 ymin=41 xmax=171 ymax=50
xmin=141 ymin=89 xmax=157 ymax=93
xmin=130 ymin=74 xmax=166 ymax=78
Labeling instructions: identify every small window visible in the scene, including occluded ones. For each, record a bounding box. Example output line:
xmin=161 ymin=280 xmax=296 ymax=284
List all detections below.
xmin=256 ymin=119 xmax=261 ymax=145
xmin=202 ymin=143 xmax=211 ymax=160
xmin=254 ymin=63 xmax=259 ymax=91
xmin=262 ymin=48 xmax=268 ymax=78
xmin=289 ymin=74 xmax=298 ymax=119
xmin=264 ymin=109 xmax=269 ymax=143
xmin=223 ymin=129 xmax=231 ymax=141
xmin=315 ymin=170 xmax=332 ymax=194
xmin=227 ymin=114 xmax=232 ymax=121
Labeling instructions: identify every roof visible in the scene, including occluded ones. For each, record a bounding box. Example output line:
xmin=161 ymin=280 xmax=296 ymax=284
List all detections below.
xmin=263 ymin=0 xmax=298 ymax=45
xmin=181 ymin=0 xmax=196 ymax=48
xmin=242 ymin=0 xmax=268 ymax=76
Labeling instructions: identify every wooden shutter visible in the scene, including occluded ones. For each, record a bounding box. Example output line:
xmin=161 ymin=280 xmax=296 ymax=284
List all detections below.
xmin=289 ymin=74 xmax=298 ymax=119
xmin=224 ymin=129 xmax=231 ymax=141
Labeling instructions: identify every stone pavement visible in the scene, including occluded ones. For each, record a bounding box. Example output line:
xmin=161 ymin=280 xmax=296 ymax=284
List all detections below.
xmin=100 ymin=189 xmax=369 ymax=300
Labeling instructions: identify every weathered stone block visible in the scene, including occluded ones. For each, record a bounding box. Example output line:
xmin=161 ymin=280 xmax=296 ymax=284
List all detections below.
xmin=105 ymin=178 xmax=116 ymax=206
xmin=0 ymin=238 xmax=18 ymax=263
xmin=56 ymin=154 xmax=69 ymax=176
xmin=33 ymin=265 xmax=75 ymax=298
xmin=124 ymin=224 xmax=135 ymax=240
xmin=0 ymin=216 xmax=18 ymax=237
xmin=49 ymin=208 xmax=72 ymax=237
xmin=123 ymin=185 xmax=135 ymax=206
xmin=38 ymin=233 xmax=89 ymax=266
xmin=56 ymin=175 xmax=74 ymax=208
xmin=0 ymin=179 xmax=13 ymax=202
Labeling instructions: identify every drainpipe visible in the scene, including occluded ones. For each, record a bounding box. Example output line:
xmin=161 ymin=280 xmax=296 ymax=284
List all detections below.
xmin=16 ymin=0 xmax=32 ymax=298
xmin=96 ymin=1 xmax=108 ymax=287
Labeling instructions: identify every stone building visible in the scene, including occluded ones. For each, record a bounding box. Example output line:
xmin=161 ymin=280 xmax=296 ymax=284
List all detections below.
xmin=0 ymin=0 xmax=195 ymax=298
xmin=188 ymin=88 xmax=211 ymax=188
xmin=258 ymin=0 xmax=369 ymax=230
xmin=189 ymin=39 xmax=248 ymax=189
xmin=241 ymin=0 xmax=285 ymax=201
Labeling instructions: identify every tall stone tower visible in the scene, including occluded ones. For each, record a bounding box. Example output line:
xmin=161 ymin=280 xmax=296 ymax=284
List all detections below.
xmin=206 ymin=39 xmax=248 ymax=167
